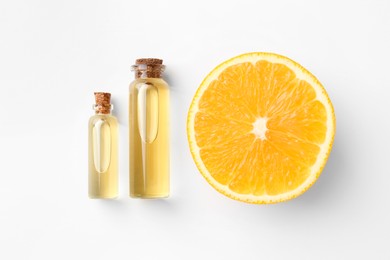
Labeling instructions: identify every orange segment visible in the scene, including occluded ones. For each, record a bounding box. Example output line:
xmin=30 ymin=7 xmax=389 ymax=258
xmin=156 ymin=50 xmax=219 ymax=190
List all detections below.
xmin=187 ymin=52 xmax=335 ymax=204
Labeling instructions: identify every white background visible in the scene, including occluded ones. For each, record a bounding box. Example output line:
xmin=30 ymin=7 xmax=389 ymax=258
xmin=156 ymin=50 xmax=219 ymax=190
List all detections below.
xmin=1 ymin=0 xmax=389 ymax=259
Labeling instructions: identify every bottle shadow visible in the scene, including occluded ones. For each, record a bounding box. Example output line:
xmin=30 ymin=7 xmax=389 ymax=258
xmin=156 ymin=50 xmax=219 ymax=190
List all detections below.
xmin=94 ymin=195 xmax=181 ymax=214
xmin=163 ymin=68 xmax=174 ymax=89
xmin=110 ymin=96 xmax=127 ymax=126
xmin=135 ymin=197 xmax=180 ymax=212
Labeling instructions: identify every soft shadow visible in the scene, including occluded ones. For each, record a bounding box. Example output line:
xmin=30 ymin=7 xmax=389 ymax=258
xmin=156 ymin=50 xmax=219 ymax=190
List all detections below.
xmin=96 ymin=198 xmax=129 ymax=212
xmin=289 ymin=132 xmax=346 ymax=207
xmin=110 ymin=96 xmax=126 ymax=125
xmin=94 ymin=196 xmax=180 ymax=213
xmin=239 ymin=126 xmax=350 ymax=217
xmin=134 ymin=196 xmax=181 ymax=212
xmin=163 ymin=68 xmax=175 ymax=90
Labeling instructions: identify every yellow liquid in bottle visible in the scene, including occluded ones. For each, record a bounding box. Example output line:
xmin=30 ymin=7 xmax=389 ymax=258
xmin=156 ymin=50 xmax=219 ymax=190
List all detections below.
xmin=88 ymin=114 xmax=118 ymax=199
xmin=129 ymin=78 xmax=170 ymax=198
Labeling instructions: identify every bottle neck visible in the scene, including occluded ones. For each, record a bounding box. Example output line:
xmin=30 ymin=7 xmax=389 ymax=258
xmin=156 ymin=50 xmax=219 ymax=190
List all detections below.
xmin=93 ymin=105 xmax=113 ymax=115
xmin=95 ymin=110 xmax=112 ymax=115
xmin=132 ymin=64 xmax=165 ymax=79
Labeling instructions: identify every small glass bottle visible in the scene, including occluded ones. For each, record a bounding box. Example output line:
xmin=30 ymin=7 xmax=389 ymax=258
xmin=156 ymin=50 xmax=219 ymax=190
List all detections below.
xmin=88 ymin=92 xmax=118 ymax=199
xmin=129 ymin=58 xmax=170 ymax=198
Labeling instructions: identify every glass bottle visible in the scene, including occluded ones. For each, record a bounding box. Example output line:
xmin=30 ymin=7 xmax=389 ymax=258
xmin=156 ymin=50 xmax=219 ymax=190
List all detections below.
xmin=88 ymin=92 xmax=118 ymax=199
xmin=129 ymin=58 xmax=170 ymax=198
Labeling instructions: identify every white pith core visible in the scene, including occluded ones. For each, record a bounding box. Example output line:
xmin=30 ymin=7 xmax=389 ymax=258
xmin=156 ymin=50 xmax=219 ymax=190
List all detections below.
xmin=252 ymin=117 xmax=268 ymax=140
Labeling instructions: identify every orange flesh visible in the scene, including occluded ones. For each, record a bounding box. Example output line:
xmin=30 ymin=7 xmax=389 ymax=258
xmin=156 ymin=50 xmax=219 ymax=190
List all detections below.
xmin=194 ymin=61 xmax=327 ymax=195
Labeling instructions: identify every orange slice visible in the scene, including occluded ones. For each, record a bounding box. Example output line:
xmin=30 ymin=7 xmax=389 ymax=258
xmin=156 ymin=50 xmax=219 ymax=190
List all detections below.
xmin=187 ymin=52 xmax=335 ymax=204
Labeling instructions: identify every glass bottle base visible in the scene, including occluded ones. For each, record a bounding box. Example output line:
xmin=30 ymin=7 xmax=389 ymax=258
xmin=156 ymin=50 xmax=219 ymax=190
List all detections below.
xmin=130 ymin=193 xmax=169 ymax=199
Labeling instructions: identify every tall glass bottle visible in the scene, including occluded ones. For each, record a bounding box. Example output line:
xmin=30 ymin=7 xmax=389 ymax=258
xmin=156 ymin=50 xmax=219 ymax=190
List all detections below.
xmin=88 ymin=92 xmax=118 ymax=199
xmin=129 ymin=58 xmax=170 ymax=198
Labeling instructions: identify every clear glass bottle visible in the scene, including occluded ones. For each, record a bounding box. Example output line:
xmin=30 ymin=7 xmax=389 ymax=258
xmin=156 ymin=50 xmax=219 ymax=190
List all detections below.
xmin=88 ymin=92 xmax=118 ymax=199
xmin=129 ymin=58 xmax=170 ymax=198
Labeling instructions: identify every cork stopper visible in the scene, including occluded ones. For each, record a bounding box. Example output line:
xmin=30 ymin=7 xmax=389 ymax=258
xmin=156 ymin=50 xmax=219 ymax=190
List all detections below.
xmin=94 ymin=92 xmax=112 ymax=114
xmin=133 ymin=58 xmax=165 ymax=78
